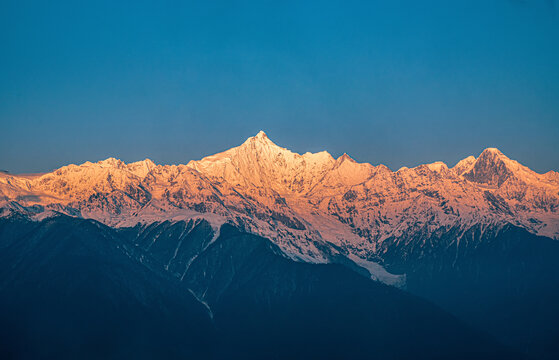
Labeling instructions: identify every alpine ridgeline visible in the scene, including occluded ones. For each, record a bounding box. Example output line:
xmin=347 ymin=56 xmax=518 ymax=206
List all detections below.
xmin=2 ymin=132 xmax=557 ymax=270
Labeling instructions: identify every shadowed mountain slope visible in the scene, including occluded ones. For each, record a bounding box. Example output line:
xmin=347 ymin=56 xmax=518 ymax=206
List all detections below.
xmin=0 ymin=216 xmax=521 ymax=359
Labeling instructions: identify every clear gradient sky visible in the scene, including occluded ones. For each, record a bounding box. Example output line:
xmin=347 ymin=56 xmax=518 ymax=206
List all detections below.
xmin=1 ymin=1 xmax=558 ymax=174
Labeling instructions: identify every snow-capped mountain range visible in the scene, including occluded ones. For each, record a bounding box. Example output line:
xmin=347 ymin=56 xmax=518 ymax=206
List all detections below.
xmin=2 ymin=131 xmax=558 ymax=285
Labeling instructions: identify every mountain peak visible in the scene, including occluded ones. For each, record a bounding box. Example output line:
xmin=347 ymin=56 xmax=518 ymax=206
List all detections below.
xmin=426 ymin=161 xmax=448 ymax=173
xmin=97 ymin=157 xmax=125 ymax=168
xmin=337 ymin=153 xmax=356 ymax=164
xmin=255 ymin=130 xmax=268 ymax=139
xmin=127 ymin=158 xmax=156 ymax=178
xmin=477 ymin=147 xmax=513 ymax=166
xmin=187 ymin=131 xmax=338 ymax=193
xmin=481 ymin=147 xmax=503 ymax=156
xmin=462 ymin=148 xmax=520 ymax=186
xmin=246 ymin=130 xmax=269 ymax=142
xmin=241 ymin=130 xmax=278 ymax=148
xmin=452 ymin=156 xmax=476 ymax=176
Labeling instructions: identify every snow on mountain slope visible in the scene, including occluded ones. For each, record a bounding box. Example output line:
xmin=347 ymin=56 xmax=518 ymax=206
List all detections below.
xmin=1 ymin=131 xmax=558 ymax=285
xmin=187 ymin=130 xmax=336 ymax=193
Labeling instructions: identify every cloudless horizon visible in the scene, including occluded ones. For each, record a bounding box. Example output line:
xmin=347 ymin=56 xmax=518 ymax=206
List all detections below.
xmin=1 ymin=1 xmax=558 ymax=174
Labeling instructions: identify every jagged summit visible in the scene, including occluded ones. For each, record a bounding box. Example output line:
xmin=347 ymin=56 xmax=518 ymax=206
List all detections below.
xmin=477 ymin=147 xmax=514 ymax=164
xmin=188 ymin=131 xmax=336 ymax=193
xmin=337 ymin=153 xmax=356 ymax=164
xmin=76 ymin=157 xmax=157 ymax=178
xmin=242 ymin=130 xmax=274 ymax=146
xmin=194 ymin=131 xmax=288 ymax=165
xmin=255 ymin=130 xmax=268 ymax=139
xmin=481 ymin=147 xmax=503 ymax=155
xmin=453 ymin=156 xmax=476 ymax=175
xmin=87 ymin=157 xmax=125 ymax=168
xmin=461 ymin=147 xmax=536 ymax=187
xmin=426 ymin=161 xmax=449 ymax=173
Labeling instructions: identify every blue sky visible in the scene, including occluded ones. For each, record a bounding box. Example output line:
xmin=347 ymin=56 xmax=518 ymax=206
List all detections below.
xmin=1 ymin=1 xmax=558 ymax=173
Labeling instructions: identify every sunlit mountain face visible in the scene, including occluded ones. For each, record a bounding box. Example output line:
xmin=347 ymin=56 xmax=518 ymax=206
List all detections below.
xmin=2 ymin=132 xmax=559 ymax=359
